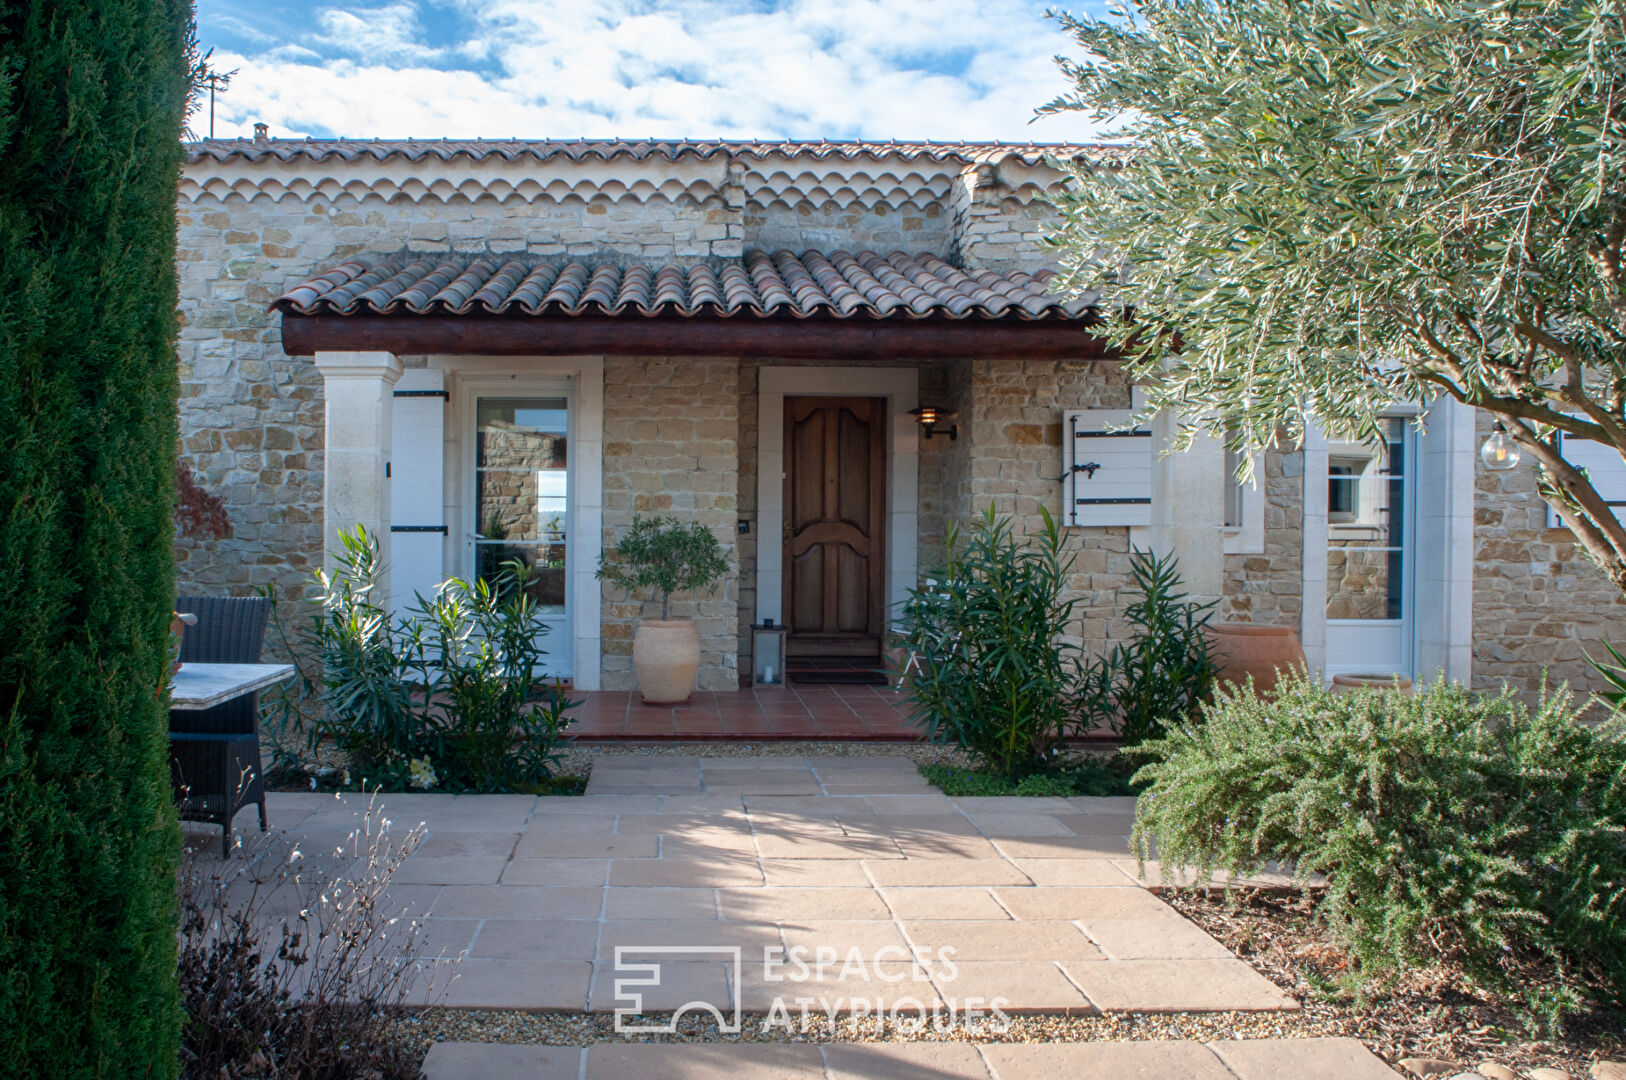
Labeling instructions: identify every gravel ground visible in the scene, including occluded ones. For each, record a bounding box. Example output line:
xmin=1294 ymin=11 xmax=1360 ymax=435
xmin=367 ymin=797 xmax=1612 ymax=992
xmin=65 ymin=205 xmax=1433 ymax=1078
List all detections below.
xmin=1162 ymin=888 xmax=1626 ymax=1077
xmin=392 ymin=1004 xmax=1332 ymax=1053
xmin=389 ymin=889 xmax=1626 ymax=1072
xmin=271 ymin=740 xmax=979 ymax=791
xmin=554 ymin=740 xmax=977 ymax=778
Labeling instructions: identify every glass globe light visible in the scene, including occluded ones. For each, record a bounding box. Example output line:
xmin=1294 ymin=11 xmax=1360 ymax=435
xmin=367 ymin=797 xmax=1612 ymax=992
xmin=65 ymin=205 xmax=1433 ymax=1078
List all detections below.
xmin=1480 ymin=421 xmax=1520 ymax=471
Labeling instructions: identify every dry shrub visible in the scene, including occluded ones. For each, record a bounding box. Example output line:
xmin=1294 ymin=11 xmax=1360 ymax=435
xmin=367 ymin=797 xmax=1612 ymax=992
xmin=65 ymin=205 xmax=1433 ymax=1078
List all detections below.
xmin=176 ymin=797 xmax=453 ymax=1078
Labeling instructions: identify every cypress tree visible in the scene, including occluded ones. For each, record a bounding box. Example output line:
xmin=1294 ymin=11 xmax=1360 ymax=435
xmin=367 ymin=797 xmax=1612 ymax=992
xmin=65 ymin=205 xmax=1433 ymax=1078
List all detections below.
xmin=0 ymin=1 xmax=193 ymax=1075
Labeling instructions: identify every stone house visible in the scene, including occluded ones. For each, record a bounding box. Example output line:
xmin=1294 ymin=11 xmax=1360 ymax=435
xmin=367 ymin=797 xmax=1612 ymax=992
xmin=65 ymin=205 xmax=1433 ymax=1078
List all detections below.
xmin=175 ymin=135 xmax=1626 ymax=697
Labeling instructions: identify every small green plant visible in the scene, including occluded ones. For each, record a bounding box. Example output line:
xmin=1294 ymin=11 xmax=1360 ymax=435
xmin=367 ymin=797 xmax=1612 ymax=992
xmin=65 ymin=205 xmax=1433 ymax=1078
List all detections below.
xmin=1091 ymin=549 xmax=1218 ymax=745
xmin=596 ymin=515 xmax=730 ymax=619
xmin=1130 ymin=672 xmax=1626 ymax=1016
xmin=1011 ymin=773 xmax=1083 ymax=797
xmin=1585 ymin=640 xmax=1626 ymax=713
xmin=306 ymin=527 xmax=421 ymax=781
xmin=897 ymin=507 xmax=1086 ymax=779
xmin=296 ymin=525 xmax=578 ymax=792
xmin=918 ymin=758 xmax=1139 ymax=798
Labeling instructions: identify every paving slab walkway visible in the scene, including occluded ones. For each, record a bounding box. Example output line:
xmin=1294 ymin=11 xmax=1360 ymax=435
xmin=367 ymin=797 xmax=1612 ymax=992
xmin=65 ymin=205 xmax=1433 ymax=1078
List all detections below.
xmin=567 ymin=688 xmax=918 ymax=740
xmin=421 ymin=1037 xmax=1405 ymax=1079
xmin=248 ymin=756 xmax=1292 ymax=1017
xmin=232 ymin=758 xmax=1405 ymax=1075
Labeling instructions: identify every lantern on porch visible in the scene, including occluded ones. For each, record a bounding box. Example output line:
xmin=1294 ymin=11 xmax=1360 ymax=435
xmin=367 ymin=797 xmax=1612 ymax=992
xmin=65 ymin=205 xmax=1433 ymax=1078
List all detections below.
xmin=909 ymin=405 xmax=958 ymax=441
xmin=751 ymin=620 xmax=789 ymax=687
xmin=1480 ymin=420 xmax=1521 ymax=471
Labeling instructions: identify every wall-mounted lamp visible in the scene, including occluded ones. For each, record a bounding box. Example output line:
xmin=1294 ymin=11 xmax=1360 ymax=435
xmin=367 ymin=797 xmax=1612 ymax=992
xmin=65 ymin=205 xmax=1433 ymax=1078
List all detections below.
xmin=1480 ymin=420 xmax=1521 ymax=471
xmin=910 ymin=405 xmax=958 ymax=441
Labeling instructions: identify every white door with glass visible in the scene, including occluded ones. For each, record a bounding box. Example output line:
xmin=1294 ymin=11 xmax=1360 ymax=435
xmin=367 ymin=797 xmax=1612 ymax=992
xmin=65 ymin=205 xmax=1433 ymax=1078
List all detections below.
xmin=1323 ymin=418 xmax=1416 ymax=680
xmin=471 ymin=395 xmax=572 ymax=679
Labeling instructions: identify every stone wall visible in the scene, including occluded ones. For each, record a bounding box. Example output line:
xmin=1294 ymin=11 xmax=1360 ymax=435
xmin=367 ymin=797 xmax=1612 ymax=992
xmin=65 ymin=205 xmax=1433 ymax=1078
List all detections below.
xmin=1472 ymin=412 xmax=1626 ymax=697
xmin=171 ymin=147 xmax=1095 ymax=685
xmin=961 ymin=358 xmax=1136 ymax=657
xmin=174 ymin=197 xmax=326 ymax=627
xmin=949 ymin=158 xmax=1066 ymax=274
xmin=174 ymin=189 xmax=742 ymax=615
xmin=1219 ymin=450 xmax=1304 ymax=627
xmin=601 ymin=356 xmax=740 ymax=691
xmin=746 ymin=201 xmax=950 ymax=257
xmin=957 ymin=196 xmax=1062 ymax=274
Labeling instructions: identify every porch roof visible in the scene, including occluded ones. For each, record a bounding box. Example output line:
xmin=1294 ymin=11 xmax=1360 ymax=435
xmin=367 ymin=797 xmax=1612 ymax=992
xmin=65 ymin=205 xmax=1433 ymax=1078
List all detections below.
xmin=274 ymin=250 xmax=1109 ymax=360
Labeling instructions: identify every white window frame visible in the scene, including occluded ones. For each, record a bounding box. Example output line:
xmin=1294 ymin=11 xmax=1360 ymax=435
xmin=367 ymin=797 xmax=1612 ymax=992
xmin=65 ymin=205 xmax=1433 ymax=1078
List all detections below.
xmin=436 ymin=356 xmax=605 ymax=689
xmin=1222 ymin=445 xmax=1266 ymax=555
xmin=1546 ymin=431 xmax=1626 ymax=527
xmin=462 ymin=379 xmax=576 ymax=680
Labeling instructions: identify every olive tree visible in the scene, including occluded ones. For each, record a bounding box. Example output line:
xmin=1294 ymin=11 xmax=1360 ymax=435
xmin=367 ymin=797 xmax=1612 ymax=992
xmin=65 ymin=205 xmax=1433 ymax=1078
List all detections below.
xmin=1043 ymin=0 xmax=1626 ymax=589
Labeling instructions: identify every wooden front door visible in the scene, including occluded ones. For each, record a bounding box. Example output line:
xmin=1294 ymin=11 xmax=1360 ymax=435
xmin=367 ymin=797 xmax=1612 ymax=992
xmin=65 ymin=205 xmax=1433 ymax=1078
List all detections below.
xmin=783 ymin=396 xmax=888 ymax=658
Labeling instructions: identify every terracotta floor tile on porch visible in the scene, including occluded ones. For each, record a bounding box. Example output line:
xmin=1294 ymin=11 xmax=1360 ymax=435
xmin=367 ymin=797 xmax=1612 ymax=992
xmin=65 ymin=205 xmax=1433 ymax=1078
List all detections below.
xmin=567 ymin=686 xmax=918 ymax=741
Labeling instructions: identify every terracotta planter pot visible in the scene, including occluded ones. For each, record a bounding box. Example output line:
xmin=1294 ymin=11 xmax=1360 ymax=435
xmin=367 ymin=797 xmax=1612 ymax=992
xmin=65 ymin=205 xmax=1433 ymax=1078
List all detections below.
xmin=1207 ymin=622 xmax=1306 ymax=697
xmin=633 ymin=619 xmax=701 ymax=704
xmin=1331 ymin=672 xmax=1414 ymax=694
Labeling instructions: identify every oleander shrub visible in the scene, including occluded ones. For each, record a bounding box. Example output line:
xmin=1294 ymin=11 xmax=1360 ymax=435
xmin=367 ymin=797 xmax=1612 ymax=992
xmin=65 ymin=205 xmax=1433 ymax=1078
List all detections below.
xmin=1092 ymin=549 xmax=1217 ymax=746
xmin=297 ymin=526 xmax=577 ymax=792
xmin=414 ymin=563 xmax=575 ymax=792
xmin=0 ymin=2 xmax=193 ymax=1073
xmin=1130 ymin=673 xmax=1626 ymax=1012
xmin=897 ymin=507 xmax=1086 ymax=779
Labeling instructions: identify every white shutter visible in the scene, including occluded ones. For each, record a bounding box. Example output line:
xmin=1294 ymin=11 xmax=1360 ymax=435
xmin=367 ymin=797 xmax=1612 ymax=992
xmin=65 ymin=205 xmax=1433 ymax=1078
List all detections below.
xmin=1064 ymin=409 xmax=1154 ymax=527
xmin=1548 ymin=433 xmax=1626 ymax=527
xmin=389 ymin=368 xmax=446 ymax=616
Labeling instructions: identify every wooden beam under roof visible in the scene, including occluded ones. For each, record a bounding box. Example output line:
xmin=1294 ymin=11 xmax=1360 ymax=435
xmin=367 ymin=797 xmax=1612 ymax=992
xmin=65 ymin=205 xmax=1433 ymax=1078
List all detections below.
xmin=279 ymin=314 xmax=1112 ymax=361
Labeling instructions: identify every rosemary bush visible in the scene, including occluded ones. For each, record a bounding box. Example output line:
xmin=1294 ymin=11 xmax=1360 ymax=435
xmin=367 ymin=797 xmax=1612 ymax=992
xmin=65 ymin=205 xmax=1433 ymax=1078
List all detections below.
xmin=897 ymin=507 xmax=1085 ymax=778
xmin=1131 ymin=673 xmax=1626 ymax=1012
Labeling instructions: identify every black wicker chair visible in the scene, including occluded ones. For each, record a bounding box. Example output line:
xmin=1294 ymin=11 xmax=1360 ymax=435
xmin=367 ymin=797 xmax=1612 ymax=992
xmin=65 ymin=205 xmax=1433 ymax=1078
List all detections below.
xmin=169 ymin=595 xmax=271 ymax=856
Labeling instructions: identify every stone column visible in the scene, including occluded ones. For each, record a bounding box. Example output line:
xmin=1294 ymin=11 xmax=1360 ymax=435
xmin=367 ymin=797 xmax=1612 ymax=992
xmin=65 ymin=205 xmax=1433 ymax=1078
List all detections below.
xmin=313 ymin=350 xmax=403 ymax=601
xmin=1148 ymin=414 xmax=1227 ymax=603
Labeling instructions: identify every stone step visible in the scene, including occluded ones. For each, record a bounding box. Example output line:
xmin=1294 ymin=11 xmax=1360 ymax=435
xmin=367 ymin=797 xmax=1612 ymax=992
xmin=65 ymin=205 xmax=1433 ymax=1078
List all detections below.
xmin=421 ymin=1036 xmax=1404 ymax=1080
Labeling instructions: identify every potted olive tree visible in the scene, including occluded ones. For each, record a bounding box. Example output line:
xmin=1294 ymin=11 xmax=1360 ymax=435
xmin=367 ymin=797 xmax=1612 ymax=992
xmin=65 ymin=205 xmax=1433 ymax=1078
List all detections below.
xmin=597 ymin=515 xmax=729 ymax=703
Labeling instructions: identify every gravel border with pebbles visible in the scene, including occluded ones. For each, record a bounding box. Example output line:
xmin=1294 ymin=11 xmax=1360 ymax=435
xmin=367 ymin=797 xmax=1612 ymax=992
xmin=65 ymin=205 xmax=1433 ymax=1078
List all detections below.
xmin=555 ymin=739 xmax=976 ymax=777
xmin=273 ymin=739 xmax=976 ymax=793
xmin=1163 ymin=888 xmax=1626 ymax=1077
xmin=393 ymin=1005 xmax=1337 ymax=1054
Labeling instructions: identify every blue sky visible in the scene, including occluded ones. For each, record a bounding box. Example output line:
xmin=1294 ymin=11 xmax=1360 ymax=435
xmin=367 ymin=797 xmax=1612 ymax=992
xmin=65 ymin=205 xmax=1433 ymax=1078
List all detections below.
xmin=194 ymin=0 xmax=1114 ymax=142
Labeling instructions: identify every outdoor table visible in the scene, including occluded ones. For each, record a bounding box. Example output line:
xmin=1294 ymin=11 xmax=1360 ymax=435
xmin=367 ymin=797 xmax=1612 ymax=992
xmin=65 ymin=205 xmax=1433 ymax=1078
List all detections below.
xmin=169 ymin=662 xmax=294 ymax=710
xmin=168 ymin=662 xmax=294 ymax=855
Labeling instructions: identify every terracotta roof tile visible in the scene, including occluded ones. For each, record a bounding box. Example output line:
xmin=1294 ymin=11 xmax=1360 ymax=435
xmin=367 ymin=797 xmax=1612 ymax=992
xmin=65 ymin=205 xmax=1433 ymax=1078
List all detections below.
xmin=190 ymin=137 xmax=1121 ymax=167
xmin=271 ymin=251 xmax=1097 ymax=322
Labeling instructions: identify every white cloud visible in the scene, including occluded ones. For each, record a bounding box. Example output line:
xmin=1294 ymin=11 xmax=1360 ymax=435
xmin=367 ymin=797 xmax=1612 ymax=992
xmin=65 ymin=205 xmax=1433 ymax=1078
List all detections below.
xmin=315 ymin=4 xmax=444 ymax=62
xmin=201 ymin=0 xmax=1111 ymax=141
